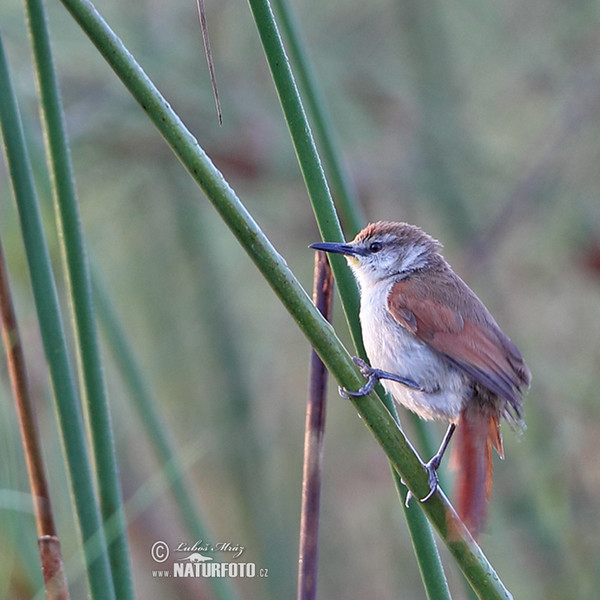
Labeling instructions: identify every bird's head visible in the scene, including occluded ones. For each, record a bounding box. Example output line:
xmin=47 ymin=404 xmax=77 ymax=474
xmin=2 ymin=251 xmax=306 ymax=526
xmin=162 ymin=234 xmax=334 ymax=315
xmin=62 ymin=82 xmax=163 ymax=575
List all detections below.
xmin=310 ymin=221 xmax=442 ymax=287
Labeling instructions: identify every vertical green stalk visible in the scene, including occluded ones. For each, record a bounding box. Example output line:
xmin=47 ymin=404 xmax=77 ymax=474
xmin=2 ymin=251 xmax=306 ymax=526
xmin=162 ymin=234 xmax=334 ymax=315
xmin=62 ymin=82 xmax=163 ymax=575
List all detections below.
xmin=263 ymin=2 xmax=452 ymax=590
xmin=246 ymin=1 xmax=453 ymax=596
xmin=245 ymin=0 xmax=364 ymax=351
xmin=0 ymin=28 xmax=115 ymax=600
xmin=91 ymin=272 xmax=240 ymax=600
xmin=271 ymin=0 xmax=365 ymax=235
xmin=394 ymin=469 xmax=452 ymax=600
xmin=23 ymin=0 xmax=133 ymax=596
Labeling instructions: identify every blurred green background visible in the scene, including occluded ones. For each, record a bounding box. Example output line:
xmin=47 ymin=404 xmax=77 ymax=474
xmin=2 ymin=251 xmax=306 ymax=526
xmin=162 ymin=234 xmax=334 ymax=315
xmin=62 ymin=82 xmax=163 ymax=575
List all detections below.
xmin=1 ymin=0 xmax=600 ymax=598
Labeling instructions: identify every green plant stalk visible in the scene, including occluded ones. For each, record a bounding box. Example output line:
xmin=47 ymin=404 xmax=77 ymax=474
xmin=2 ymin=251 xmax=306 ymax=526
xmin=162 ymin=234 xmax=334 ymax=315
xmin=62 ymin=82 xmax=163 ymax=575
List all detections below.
xmin=247 ymin=0 xmax=453 ymax=594
xmin=244 ymin=0 xmax=364 ymax=353
xmin=264 ymin=0 xmax=451 ymax=586
xmin=237 ymin=28 xmax=452 ymax=594
xmin=393 ymin=469 xmax=452 ymax=600
xmin=0 ymin=28 xmax=115 ymax=600
xmin=270 ymin=0 xmax=365 ymax=235
xmin=91 ymin=272 xmax=240 ymax=600
xmin=23 ymin=1 xmax=133 ymax=597
xmin=50 ymin=2 xmax=512 ymax=596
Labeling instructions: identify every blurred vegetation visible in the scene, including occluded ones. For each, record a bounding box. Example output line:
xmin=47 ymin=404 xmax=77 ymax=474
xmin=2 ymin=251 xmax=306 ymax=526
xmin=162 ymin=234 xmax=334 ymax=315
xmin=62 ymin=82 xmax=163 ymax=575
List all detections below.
xmin=1 ymin=0 xmax=600 ymax=598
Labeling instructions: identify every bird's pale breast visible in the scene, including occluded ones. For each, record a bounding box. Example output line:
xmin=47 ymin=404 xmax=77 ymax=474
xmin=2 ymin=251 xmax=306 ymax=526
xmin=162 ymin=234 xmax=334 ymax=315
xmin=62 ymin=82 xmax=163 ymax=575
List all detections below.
xmin=359 ymin=279 xmax=469 ymax=421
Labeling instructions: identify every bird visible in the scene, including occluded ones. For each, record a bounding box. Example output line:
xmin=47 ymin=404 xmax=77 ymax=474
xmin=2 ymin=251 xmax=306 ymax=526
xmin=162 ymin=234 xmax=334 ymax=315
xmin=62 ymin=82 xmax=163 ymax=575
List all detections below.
xmin=310 ymin=221 xmax=531 ymax=536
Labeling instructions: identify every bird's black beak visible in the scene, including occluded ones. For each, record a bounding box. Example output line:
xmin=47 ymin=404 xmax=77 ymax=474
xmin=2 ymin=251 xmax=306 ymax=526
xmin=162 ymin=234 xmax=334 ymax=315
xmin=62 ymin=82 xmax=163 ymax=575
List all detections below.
xmin=309 ymin=241 xmax=363 ymax=256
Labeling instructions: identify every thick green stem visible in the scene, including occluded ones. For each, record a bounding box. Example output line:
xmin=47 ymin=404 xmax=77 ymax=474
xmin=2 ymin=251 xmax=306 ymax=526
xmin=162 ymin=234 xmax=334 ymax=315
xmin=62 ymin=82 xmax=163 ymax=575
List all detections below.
xmin=0 ymin=27 xmax=115 ymax=600
xmin=23 ymin=0 xmax=133 ymax=596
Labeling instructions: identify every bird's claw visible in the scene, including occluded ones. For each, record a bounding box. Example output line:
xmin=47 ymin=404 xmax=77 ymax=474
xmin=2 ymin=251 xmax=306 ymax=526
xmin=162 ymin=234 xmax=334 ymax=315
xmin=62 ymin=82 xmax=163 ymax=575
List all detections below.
xmin=338 ymin=383 xmax=372 ymax=399
xmin=339 ymin=356 xmax=423 ymax=398
xmin=337 ymin=358 xmax=378 ymax=398
xmin=352 ymin=356 xmax=373 ymax=376
xmin=404 ymin=458 xmax=441 ymax=506
xmin=421 ymin=461 xmax=441 ymax=502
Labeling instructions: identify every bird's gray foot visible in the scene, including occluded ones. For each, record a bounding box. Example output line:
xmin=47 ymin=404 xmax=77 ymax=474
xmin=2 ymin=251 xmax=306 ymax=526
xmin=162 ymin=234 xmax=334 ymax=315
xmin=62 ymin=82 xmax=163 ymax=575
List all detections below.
xmin=339 ymin=357 xmax=423 ymax=399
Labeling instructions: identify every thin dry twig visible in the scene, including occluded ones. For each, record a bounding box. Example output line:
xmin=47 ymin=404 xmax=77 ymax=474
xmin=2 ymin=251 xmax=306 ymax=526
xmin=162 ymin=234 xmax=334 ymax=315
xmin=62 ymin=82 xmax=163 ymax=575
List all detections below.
xmin=297 ymin=252 xmax=334 ymax=600
xmin=38 ymin=536 xmax=70 ymax=600
xmin=196 ymin=0 xmax=222 ymax=125
xmin=0 ymin=238 xmax=69 ymax=600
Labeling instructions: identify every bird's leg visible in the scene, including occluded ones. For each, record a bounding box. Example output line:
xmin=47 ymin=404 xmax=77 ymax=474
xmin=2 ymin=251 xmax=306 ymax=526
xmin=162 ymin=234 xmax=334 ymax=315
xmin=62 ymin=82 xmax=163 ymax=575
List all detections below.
xmin=339 ymin=356 xmax=423 ymax=399
xmin=405 ymin=423 xmax=457 ymax=506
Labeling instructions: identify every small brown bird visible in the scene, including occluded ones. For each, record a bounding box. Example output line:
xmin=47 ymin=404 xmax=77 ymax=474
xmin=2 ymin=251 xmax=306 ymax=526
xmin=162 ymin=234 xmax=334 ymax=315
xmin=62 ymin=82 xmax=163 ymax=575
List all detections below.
xmin=311 ymin=221 xmax=530 ymax=536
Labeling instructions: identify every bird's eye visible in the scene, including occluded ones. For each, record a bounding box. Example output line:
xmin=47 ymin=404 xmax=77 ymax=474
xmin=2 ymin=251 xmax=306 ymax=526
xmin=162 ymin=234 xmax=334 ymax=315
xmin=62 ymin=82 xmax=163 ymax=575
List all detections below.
xmin=369 ymin=241 xmax=382 ymax=253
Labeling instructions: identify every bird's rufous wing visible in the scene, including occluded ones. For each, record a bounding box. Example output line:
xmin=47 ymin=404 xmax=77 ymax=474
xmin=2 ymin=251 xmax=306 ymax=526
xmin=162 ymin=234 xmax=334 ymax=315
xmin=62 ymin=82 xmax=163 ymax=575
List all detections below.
xmin=387 ymin=278 xmax=529 ymax=416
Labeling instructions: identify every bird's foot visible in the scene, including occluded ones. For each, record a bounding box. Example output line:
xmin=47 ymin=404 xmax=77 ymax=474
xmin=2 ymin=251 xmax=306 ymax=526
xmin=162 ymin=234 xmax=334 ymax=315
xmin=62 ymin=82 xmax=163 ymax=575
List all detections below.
xmin=404 ymin=456 xmax=442 ymax=507
xmin=404 ymin=423 xmax=456 ymax=506
xmin=339 ymin=357 xmax=423 ymax=399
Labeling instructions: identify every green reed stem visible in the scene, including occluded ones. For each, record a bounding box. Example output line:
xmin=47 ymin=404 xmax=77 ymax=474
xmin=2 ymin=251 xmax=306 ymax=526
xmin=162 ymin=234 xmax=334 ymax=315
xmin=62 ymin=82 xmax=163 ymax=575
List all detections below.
xmin=23 ymin=1 xmax=133 ymax=596
xmin=91 ymin=272 xmax=240 ymax=600
xmin=271 ymin=0 xmax=365 ymax=235
xmin=0 ymin=27 xmax=115 ymax=600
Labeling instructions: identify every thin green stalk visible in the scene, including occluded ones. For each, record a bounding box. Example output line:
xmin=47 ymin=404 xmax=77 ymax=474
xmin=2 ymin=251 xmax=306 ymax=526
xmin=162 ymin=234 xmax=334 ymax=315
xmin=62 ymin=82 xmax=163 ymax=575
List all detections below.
xmin=244 ymin=0 xmax=364 ymax=353
xmin=0 ymin=28 xmax=115 ymax=600
xmin=23 ymin=1 xmax=133 ymax=597
xmin=271 ymin=0 xmax=365 ymax=235
xmin=91 ymin=272 xmax=240 ymax=600
xmin=252 ymin=5 xmax=454 ymax=592
xmin=264 ymin=1 xmax=451 ymax=588
xmin=49 ymin=2 xmax=512 ymax=596
xmin=394 ymin=469 xmax=452 ymax=600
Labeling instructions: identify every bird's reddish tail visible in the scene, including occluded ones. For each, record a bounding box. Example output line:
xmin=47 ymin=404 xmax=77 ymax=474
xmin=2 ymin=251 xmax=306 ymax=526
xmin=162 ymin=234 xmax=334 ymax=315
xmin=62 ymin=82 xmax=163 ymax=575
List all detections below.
xmin=451 ymin=407 xmax=503 ymax=538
